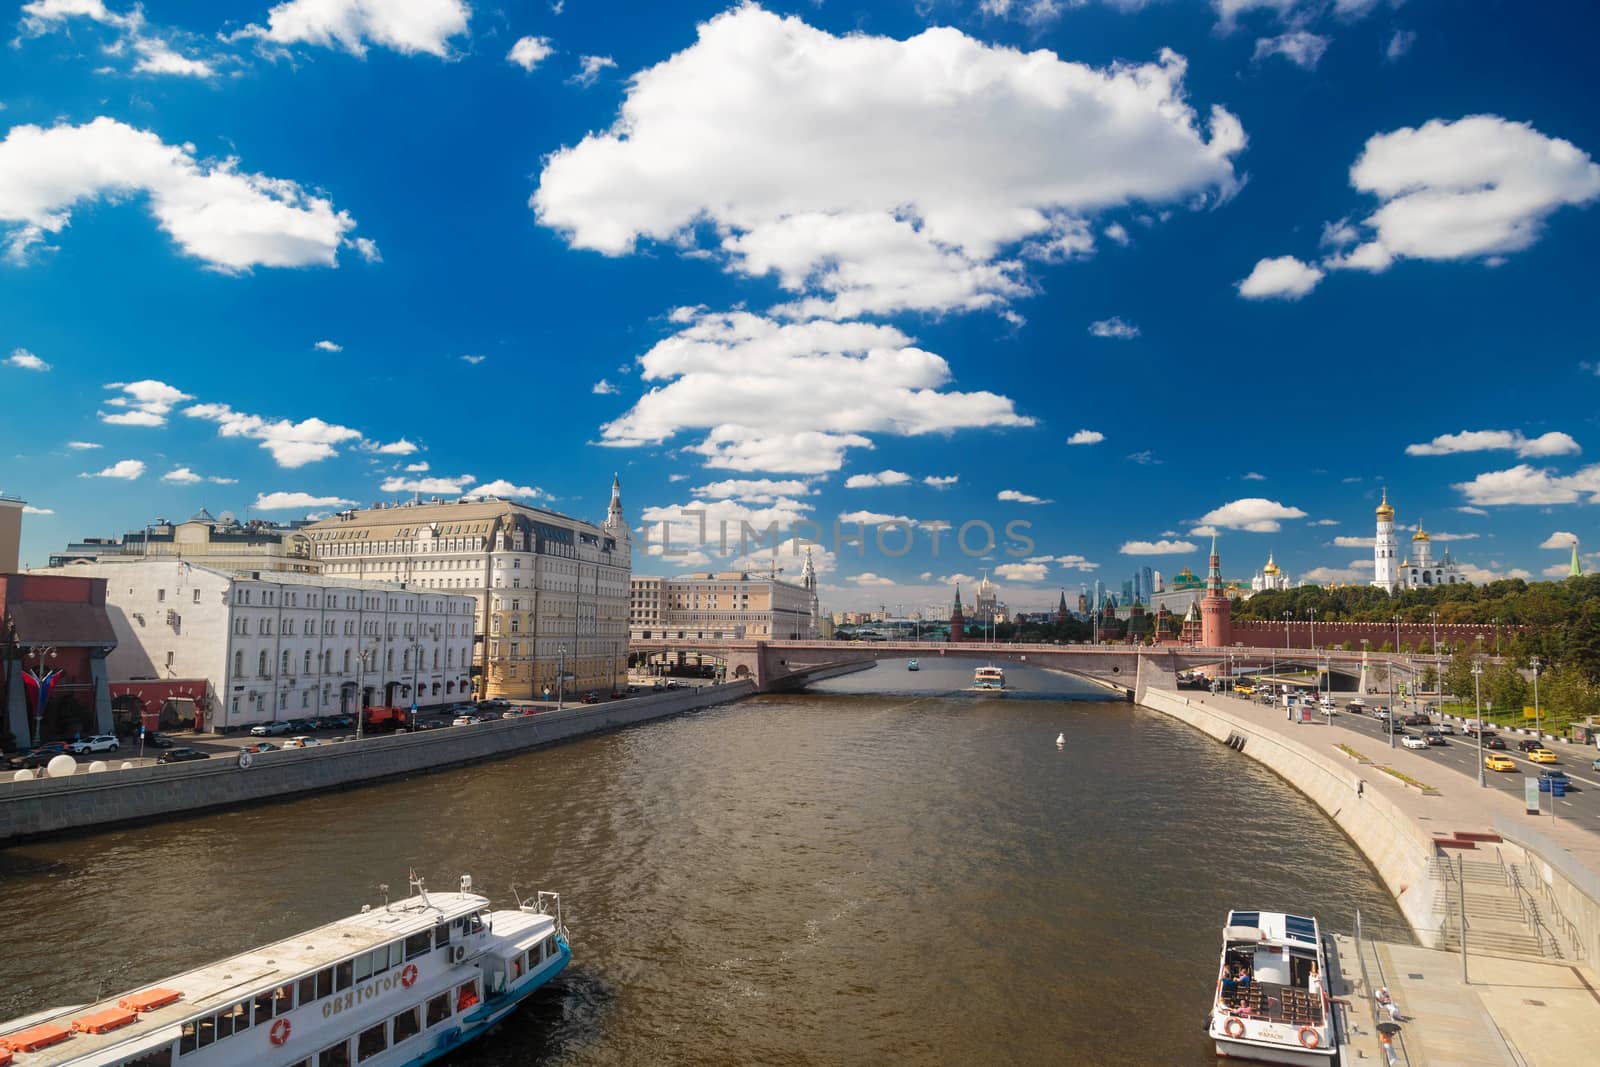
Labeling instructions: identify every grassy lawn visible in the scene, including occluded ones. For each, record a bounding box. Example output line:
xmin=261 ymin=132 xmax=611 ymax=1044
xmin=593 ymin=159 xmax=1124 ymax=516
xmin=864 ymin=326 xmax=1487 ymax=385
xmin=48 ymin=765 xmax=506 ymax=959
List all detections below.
xmin=1440 ymin=699 xmax=1562 ymax=734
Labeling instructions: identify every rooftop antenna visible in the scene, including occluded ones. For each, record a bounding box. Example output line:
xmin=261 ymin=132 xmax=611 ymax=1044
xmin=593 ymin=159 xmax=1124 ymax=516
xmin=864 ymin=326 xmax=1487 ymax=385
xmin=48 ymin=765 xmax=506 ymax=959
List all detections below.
xmin=408 ymin=868 xmax=431 ymax=909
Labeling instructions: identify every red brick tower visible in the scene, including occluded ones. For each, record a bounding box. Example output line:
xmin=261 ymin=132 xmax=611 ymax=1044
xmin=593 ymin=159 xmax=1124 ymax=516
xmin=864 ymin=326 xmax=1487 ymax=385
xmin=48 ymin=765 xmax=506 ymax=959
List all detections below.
xmin=948 ymin=584 xmax=965 ymax=643
xmin=1200 ymin=534 xmax=1232 ymax=647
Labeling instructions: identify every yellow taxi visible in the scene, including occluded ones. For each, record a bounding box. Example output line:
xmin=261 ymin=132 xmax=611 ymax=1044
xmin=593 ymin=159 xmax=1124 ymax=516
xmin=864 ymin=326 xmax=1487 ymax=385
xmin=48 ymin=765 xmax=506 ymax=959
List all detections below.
xmin=1233 ymin=684 xmax=1255 ymax=695
xmin=1527 ymin=748 xmax=1559 ymax=764
xmin=1485 ymin=753 xmax=1516 ymax=772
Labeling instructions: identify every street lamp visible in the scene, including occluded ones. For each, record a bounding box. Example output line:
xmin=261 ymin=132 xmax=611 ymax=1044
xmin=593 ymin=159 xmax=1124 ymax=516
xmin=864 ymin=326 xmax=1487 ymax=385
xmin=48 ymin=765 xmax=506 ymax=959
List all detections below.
xmin=1472 ymin=660 xmax=1485 ymax=787
xmin=1531 ymin=657 xmax=1542 ymax=744
xmin=1388 ymin=656 xmax=1396 ymax=750
xmin=557 ymin=644 xmax=567 ymax=710
xmin=23 ymin=645 xmax=60 ymax=746
xmin=1282 ymin=611 xmax=1291 ymax=650
xmin=354 ymin=642 xmax=379 ymax=741
xmin=1307 ymin=608 xmax=1317 ymax=651
xmin=1393 ymin=613 xmax=1402 ymax=655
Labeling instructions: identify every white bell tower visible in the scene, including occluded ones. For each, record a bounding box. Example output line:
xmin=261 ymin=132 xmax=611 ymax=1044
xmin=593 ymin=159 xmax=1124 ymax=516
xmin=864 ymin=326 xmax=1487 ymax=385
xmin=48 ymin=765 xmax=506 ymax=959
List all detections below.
xmin=1371 ymin=487 xmax=1398 ymax=594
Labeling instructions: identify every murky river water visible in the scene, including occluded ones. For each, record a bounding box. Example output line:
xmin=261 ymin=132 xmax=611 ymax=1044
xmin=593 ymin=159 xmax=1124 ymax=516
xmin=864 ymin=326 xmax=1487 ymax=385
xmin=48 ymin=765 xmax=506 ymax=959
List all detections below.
xmin=0 ymin=659 xmax=1408 ymax=1064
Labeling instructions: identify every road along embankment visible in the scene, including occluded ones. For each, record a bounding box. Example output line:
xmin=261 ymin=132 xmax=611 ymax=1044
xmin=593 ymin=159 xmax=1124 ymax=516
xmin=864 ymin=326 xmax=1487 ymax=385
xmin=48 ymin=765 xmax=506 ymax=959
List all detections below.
xmin=1139 ymin=687 xmax=1443 ymax=943
xmin=0 ymin=682 xmax=757 ymax=845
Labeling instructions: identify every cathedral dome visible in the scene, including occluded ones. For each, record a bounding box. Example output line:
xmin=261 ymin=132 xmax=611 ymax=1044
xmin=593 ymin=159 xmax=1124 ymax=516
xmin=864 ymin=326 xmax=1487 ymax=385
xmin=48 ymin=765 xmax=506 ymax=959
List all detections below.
xmin=1412 ymin=526 xmax=1430 ymax=542
xmin=1376 ymin=487 xmax=1394 ymax=520
xmin=1262 ymin=553 xmax=1280 ymax=576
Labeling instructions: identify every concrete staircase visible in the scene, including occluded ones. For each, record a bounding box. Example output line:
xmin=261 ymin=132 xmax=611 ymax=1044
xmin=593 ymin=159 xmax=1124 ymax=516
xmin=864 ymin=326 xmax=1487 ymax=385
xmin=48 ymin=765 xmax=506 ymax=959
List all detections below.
xmin=1432 ymin=855 xmax=1562 ymax=959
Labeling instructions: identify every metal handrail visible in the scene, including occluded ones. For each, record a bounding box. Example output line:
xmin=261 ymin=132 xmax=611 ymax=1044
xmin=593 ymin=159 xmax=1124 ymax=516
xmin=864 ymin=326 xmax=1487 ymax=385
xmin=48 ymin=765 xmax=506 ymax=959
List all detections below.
xmin=1354 ymin=909 xmax=1413 ymax=1066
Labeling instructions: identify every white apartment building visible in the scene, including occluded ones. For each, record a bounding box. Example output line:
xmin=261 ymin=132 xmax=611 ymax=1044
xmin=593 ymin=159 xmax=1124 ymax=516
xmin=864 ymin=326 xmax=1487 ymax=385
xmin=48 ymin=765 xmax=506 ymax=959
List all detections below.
xmin=304 ymin=480 xmax=631 ymax=700
xmin=630 ymin=552 xmax=820 ymax=642
xmin=33 ymin=560 xmax=476 ymax=730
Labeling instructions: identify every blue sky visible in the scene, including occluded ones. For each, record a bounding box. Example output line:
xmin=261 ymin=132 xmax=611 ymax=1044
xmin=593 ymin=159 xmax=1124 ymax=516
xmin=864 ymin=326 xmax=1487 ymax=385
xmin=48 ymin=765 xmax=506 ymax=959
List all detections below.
xmin=2 ymin=0 xmax=1598 ymax=613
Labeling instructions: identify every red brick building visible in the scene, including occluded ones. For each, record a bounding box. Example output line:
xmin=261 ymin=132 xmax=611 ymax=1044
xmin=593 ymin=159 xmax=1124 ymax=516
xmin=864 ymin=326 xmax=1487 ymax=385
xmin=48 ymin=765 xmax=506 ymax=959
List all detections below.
xmin=2 ymin=573 xmax=117 ymax=745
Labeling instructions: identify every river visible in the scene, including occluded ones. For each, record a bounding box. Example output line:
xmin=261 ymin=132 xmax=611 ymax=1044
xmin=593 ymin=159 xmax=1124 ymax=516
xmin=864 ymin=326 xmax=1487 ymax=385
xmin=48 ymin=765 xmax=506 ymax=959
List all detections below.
xmin=0 ymin=658 xmax=1408 ymax=1064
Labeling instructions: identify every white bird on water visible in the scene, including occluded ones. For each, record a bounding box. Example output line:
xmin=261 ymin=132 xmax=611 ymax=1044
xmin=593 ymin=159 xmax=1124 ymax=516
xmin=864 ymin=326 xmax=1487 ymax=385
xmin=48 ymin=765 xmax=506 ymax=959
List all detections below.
xmin=1055 ymin=733 xmax=1065 ymax=747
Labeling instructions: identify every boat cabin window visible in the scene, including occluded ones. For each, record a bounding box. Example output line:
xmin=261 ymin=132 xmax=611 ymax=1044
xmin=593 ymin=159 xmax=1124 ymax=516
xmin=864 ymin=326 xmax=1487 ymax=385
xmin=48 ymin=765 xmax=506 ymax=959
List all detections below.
xmin=433 ymin=922 xmax=452 ymax=948
xmin=356 ymin=1022 xmax=387 ymax=1061
xmin=465 ymin=910 xmax=486 ymax=935
xmin=335 ymin=959 xmax=354 ymax=992
xmin=391 ymin=1006 xmax=421 ymax=1044
xmin=389 ymin=941 xmax=404 ymax=970
xmin=512 ymin=954 xmax=525 ymax=980
xmin=285 ymin=1061 xmax=309 ymax=1067
xmin=456 ymin=979 xmax=480 ymax=1013
xmin=425 ymin=993 xmax=451 ymax=1028
xmin=195 ymin=1015 xmax=216 ymax=1049
xmin=217 ymin=1001 xmax=250 ymax=1038
xmin=318 ymin=1039 xmax=351 ymax=1067
xmin=405 ymin=930 xmax=432 ymax=960
xmin=123 ymin=1048 xmax=174 ymax=1067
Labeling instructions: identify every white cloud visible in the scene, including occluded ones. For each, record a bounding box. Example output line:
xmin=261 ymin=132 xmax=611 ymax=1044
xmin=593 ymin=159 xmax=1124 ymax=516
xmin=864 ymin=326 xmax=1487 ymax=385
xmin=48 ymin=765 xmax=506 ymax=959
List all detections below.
xmin=838 ymin=510 xmax=914 ymax=525
xmin=1035 ymin=553 xmax=1099 ymax=572
xmin=1405 ymin=429 xmax=1580 ymax=459
xmin=1242 ymin=471 xmax=1265 ymax=481
xmin=1198 ymin=497 xmax=1307 ymax=532
xmin=994 ymin=562 xmax=1048 ymax=582
xmin=849 ymin=571 xmax=898 ymax=586
xmin=998 ymin=489 xmax=1051 ymax=504
xmin=161 ymin=466 xmax=202 ymax=484
xmin=368 ymin=438 xmax=419 ymax=456
xmin=1542 ymin=562 xmax=1572 ymax=578
xmin=1103 ymin=221 xmax=1130 ymax=246
xmin=314 ymin=340 xmax=343 ymax=352
xmin=351 ymin=236 xmax=381 ymax=263
xmin=403 ymin=461 xmax=430 ymax=472
xmin=1252 ymin=31 xmax=1329 ymax=70
xmin=1452 ymin=464 xmax=1600 ymax=507
xmin=20 ymin=0 xmax=216 ymax=78
xmin=533 ymin=6 xmax=1244 ymax=320
xmin=600 ymin=312 xmax=1030 ymax=473
xmin=592 ymin=379 xmax=620 ymax=395
xmin=5 ymin=348 xmax=50 ymax=371
xmin=22 ymin=504 xmax=53 ymax=514
xmin=1189 ymin=525 xmax=1218 ymax=537
xmin=1237 ymin=255 xmax=1323 ymax=299
xmin=459 ymin=354 xmax=486 ymax=365
xmin=1067 ymin=429 xmax=1104 ymax=445
xmin=1120 ymin=539 xmax=1196 ymax=555
xmin=569 ymin=54 xmax=616 ymax=87
xmin=1127 ymin=450 xmax=1159 ymax=465
xmin=1307 ymin=518 xmax=1338 ymax=526
xmin=379 ymin=474 xmax=475 ymax=495
xmin=640 ymin=496 xmax=815 ymax=565
xmin=691 ymin=478 xmax=813 ymax=503
xmin=1456 ymin=563 xmax=1531 ymax=584
xmin=508 ymin=35 xmax=554 ymax=71
xmin=254 ymin=491 xmax=357 ymax=510
xmin=1320 ymin=217 xmax=1359 ymax=248
xmin=1385 ymin=30 xmax=1416 ymax=61
xmin=923 ymin=474 xmax=958 ymax=488
xmin=101 ymin=379 xmax=193 ymax=427
xmin=184 ymin=402 xmax=362 ymax=467
xmin=1326 ymin=116 xmax=1600 ymax=275
xmin=232 ymin=0 xmax=471 ymax=58
xmin=845 ymin=470 xmax=911 ymax=488
xmin=1540 ymin=531 xmax=1579 ymax=550
xmin=1088 ymin=317 xmax=1140 ymax=339
xmin=86 ymin=458 xmax=145 ymax=479
xmin=0 ymin=118 xmax=360 ymax=271
xmin=1333 ymin=535 xmax=1375 ymax=548
xmin=66 ymin=441 xmax=100 ymax=450
xmin=1455 ymin=505 xmax=1488 ymax=515
xmin=462 ymin=480 xmax=545 ymax=500
xmin=1301 ymin=561 xmax=1371 ymax=585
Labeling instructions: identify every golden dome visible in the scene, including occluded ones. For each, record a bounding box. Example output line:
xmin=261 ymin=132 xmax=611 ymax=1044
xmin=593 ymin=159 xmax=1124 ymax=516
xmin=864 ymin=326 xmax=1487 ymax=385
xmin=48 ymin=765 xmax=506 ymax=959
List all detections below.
xmin=1376 ymin=486 xmax=1394 ymax=520
xmin=1412 ymin=523 xmax=1430 ymax=542
xmin=1262 ymin=553 xmax=1280 ymax=576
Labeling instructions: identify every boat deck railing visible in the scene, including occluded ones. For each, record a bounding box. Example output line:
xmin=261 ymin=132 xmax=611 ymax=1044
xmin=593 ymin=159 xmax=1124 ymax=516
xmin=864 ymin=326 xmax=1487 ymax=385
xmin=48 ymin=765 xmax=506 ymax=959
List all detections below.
xmin=1220 ymin=980 xmax=1324 ymax=1028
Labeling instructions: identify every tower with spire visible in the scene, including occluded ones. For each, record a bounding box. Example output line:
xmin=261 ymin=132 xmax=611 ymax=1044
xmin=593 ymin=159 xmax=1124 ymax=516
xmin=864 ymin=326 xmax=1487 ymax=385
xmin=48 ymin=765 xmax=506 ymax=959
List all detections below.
xmin=948 ymin=583 xmax=965 ymax=643
xmin=1056 ymin=588 xmax=1069 ymax=623
xmin=1372 ymin=487 xmax=1398 ymax=593
xmin=800 ymin=547 xmax=820 ymax=636
xmin=602 ymin=473 xmax=630 ymax=571
xmin=1200 ymin=534 xmax=1232 ymax=647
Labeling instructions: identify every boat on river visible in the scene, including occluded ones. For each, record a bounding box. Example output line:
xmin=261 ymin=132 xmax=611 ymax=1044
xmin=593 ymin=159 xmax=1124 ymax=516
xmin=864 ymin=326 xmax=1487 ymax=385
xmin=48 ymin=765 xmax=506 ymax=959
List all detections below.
xmin=0 ymin=873 xmax=569 ymax=1067
xmin=971 ymin=665 xmax=1005 ymax=691
xmin=1207 ymin=909 xmax=1333 ymax=1065
xmin=907 ymin=659 xmax=919 ymax=671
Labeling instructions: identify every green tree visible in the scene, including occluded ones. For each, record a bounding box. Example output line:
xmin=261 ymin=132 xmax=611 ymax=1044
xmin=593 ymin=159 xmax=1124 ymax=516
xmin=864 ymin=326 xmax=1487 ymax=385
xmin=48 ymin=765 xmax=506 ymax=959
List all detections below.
xmin=1545 ymin=663 xmax=1598 ymax=722
xmin=1421 ymin=665 xmax=1438 ymax=693
xmin=1443 ymin=645 xmax=1478 ymax=701
xmin=1488 ymin=662 xmax=1528 ymax=712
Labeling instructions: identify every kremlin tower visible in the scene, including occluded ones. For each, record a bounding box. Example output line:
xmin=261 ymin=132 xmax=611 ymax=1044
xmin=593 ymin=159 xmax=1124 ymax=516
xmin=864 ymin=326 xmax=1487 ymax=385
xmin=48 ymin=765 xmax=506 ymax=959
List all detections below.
xmin=1200 ymin=534 xmax=1232 ymax=647
xmin=948 ymin=584 xmax=965 ymax=643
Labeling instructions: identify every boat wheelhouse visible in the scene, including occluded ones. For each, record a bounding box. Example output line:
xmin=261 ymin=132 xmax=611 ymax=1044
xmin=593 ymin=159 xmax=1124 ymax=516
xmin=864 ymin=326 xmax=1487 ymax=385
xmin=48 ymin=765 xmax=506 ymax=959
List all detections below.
xmin=1208 ymin=910 xmax=1333 ymax=1065
xmin=0 ymin=875 xmax=569 ymax=1067
xmin=972 ymin=665 xmax=1005 ymax=690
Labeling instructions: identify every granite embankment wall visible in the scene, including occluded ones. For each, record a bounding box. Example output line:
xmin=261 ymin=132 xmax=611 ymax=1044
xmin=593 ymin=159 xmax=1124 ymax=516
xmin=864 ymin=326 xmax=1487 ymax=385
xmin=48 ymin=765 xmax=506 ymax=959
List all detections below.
xmin=0 ymin=682 xmax=757 ymax=844
xmin=1138 ymin=686 xmax=1443 ymax=944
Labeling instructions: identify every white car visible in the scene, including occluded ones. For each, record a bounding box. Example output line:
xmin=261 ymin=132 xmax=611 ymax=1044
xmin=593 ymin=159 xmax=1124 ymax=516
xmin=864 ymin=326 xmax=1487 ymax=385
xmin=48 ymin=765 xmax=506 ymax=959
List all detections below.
xmin=68 ymin=734 xmax=120 ymax=754
xmin=284 ymin=736 xmax=322 ymax=748
xmin=250 ymin=722 xmax=293 ymax=736
xmin=1401 ymin=735 xmax=1429 ymax=750
xmin=1436 ymin=722 xmax=1455 ymax=735
xmin=452 ymin=716 xmax=478 ymax=727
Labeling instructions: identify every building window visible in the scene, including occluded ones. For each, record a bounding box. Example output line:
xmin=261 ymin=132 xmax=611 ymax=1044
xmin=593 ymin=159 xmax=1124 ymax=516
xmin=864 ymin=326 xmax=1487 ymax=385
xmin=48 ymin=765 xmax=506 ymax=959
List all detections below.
xmin=258 ymin=651 xmax=269 ymax=676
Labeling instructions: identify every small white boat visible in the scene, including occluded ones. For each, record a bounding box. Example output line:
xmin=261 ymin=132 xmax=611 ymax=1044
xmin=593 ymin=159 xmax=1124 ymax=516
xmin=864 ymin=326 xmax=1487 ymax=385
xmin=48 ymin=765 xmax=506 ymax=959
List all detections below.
xmin=0 ymin=872 xmax=569 ymax=1067
xmin=971 ymin=665 xmax=1005 ymax=691
xmin=1055 ymin=733 xmax=1065 ymax=747
xmin=1208 ymin=910 xmax=1333 ymax=1065
xmin=907 ymin=659 xmax=920 ymax=671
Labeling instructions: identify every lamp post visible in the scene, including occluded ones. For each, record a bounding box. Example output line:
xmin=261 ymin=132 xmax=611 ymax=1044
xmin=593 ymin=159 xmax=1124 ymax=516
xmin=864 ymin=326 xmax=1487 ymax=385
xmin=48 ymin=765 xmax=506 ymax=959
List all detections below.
xmin=1282 ymin=611 xmax=1291 ymax=650
xmin=1472 ymin=660 xmax=1485 ymax=787
xmin=1388 ymin=658 xmax=1396 ymax=749
xmin=354 ymin=641 xmax=379 ymax=741
xmin=24 ymin=644 xmax=60 ymax=746
xmin=1307 ymin=608 xmax=1317 ymax=651
xmin=1531 ymin=657 xmax=1542 ymax=743
xmin=1393 ymin=613 xmax=1402 ymax=656
xmin=557 ymin=645 xmax=566 ymax=710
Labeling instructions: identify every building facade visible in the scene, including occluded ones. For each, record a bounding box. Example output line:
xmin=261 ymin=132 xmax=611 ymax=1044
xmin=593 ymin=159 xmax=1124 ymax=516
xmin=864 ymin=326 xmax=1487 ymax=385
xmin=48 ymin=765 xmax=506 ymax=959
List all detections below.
xmin=1371 ymin=490 xmax=1468 ymax=593
xmin=49 ymin=511 xmax=320 ymax=574
xmin=629 ymin=559 xmax=819 ymax=642
xmin=1250 ymin=553 xmax=1292 ymax=593
xmin=2 ymin=572 xmax=117 ymax=742
xmin=30 ymin=561 xmax=476 ymax=731
xmin=303 ymin=480 xmax=630 ymax=701
xmin=1200 ymin=535 xmax=1232 ymax=647
xmin=0 ymin=496 xmax=22 ymax=573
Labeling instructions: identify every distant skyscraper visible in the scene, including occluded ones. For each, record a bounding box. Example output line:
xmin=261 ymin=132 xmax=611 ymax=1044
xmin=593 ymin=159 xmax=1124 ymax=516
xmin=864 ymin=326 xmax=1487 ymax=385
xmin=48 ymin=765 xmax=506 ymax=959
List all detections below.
xmin=1153 ymin=569 xmax=1164 ymax=593
xmin=1140 ymin=566 xmax=1154 ymax=603
xmin=1122 ymin=579 xmax=1135 ymax=605
xmin=1093 ymin=579 xmax=1105 ymax=612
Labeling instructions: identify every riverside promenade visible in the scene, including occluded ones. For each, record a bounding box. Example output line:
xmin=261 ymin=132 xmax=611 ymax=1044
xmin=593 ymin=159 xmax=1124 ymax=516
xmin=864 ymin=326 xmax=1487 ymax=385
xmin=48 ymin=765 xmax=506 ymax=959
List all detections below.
xmin=1143 ymin=685 xmax=1600 ymax=1066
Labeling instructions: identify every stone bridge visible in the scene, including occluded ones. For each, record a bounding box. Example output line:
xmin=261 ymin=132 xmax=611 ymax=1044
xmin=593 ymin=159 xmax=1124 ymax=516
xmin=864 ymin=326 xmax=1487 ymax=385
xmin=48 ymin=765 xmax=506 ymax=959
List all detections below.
xmin=628 ymin=640 xmax=1423 ymax=700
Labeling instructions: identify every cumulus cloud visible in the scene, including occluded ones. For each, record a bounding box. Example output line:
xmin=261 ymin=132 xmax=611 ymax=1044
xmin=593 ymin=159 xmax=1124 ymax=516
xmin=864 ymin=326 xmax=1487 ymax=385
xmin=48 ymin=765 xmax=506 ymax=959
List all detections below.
xmin=1540 ymin=531 xmax=1579 ymax=549
xmin=924 ymin=474 xmax=958 ymax=488
xmin=691 ymin=478 xmax=813 ymax=503
xmin=161 ymin=467 xmax=203 ymax=484
xmin=6 ymin=347 xmax=50 ymax=371
xmin=1237 ymin=255 xmax=1323 ymax=299
xmin=1324 ymin=116 xmax=1600 ymax=276
xmin=849 ymin=571 xmax=898 ymax=586
xmin=1301 ymin=561 xmax=1372 ymax=585
xmin=600 ymin=312 xmax=1031 ymax=473
xmin=22 ymin=504 xmax=53 ymax=514
xmin=85 ymin=458 xmax=145 ymax=479
xmin=1243 ymin=472 xmax=1265 ymax=481
xmin=184 ymin=402 xmax=362 ymax=467
xmin=1030 ymin=553 xmax=1099 ymax=572
xmin=1542 ymin=562 xmax=1573 ymax=578
xmin=66 ymin=441 xmax=100 ymax=450
xmin=314 ymin=340 xmax=343 ymax=352
xmin=592 ymin=379 xmax=620 ymax=395
xmin=1197 ymin=497 xmax=1307 ymax=532
xmin=20 ymin=0 xmax=217 ymax=78
xmin=533 ymin=5 xmax=1244 ymax=320
xmin=1405 ymin=429 xmax=1580 ymax=459
xmin=1120 ymin=539 xmax=1196 ymax=555
xmin=1067 ymin=429 xmax=1104 ymax=445
xmin=232 ymin=0 xmax=471 ymax=58
xmin=838 ymin=510 xmax=914 ymax=526
xmin=365 ymin=438 xmax=418 ymax=456
xmin=845 ymin=470 xmax=911 ymax=488
xmin=508 ymin=35 xmax=554 ymax=71
xmin=1456 ymin=563 xmax=1532 ymax=584
xmin=1452 ymin=464 xmax=1600 ymax=506
xmin=101 ymin=379 xmax=193 ymax=427
xmin=1385 ymin=29 xmax=1416 ymax=61
xmin=459 ymin=354 xmax=486 ymax=365
xmin=379 ymin=474 xmax=476 ymax=495
xmin=994 ymin=562 xmax=1048 ymax=582
xmin=1456 ymin=506 xmax=1488 ymax=515
xmin=1333 ymin=535 xmax=1375 ymax=548
xmin=1252 ymin=31 xmax=1329 ymax=69
xmin=998 ymin=489 xmax=1051 ymax=504
xmin=1088 ymin=317 xmax=1140 ymax=339
xmin=254 ymin=491 xmax=357 ymax=510
xmin=569 ymin=54 xmax=616 ymax=87
xmin=640 ymin=495 xmax=816 ymax=565
xmin=403 ymin=461 xmax=429 ymax=472
xmin=0 ymin=118 xmax=360 ymax=270
xmin=461 ymin=480 xmax=545 ymax=500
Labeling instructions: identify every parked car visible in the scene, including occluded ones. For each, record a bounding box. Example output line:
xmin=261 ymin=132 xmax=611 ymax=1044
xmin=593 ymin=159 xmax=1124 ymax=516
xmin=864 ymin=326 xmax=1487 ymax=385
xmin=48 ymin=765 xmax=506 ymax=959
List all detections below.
xmin=68 ymin=734 xmax=120 ymax=754
xmin=250 ymin=722 xmax=293 ymax=736
xmin=1401 ymin=735 xmax=1429 ymax=750
xmin=242 ymin=743 xmax=278 ymax=754
xmin=1485 ymin=753 xmax=1516 ymax=772
xmin=582 ymin=692 xmax=601 ymax=704
xmin=157 ymin=748 xmax=209 ymax=764
xmin=325 ymin=715 xmax=353 ymax=729
xmin=143 ymin=732 xmax=175 ymax=749
xmin=7 ymin=742 xmax=71 ymax=769
xmin=1528 ymin=748 xmax=1559 ymax=764
xmin=1516 ymin=739 xmax=1544 ymax=752
xmin=284 ymin=736 xmax=322 ymax=749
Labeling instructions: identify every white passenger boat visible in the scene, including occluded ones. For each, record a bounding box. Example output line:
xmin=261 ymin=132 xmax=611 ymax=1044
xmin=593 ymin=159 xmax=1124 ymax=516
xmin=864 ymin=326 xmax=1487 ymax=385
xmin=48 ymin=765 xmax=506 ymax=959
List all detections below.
xmin=906 ymin=659 xmax=919 ymax=671
xmin=1207 ymin=910 xmax=1333 ymax=1065
xmin=0 ymin=873 xmax=569 ymax=1067
xmin=971 ymin=665 xmax=1005 ymax=691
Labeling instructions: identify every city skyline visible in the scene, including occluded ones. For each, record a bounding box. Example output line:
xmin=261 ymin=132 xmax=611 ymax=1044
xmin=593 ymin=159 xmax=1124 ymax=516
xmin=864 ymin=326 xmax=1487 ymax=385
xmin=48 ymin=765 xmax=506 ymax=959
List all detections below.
xmin=3 ymin=1 xmax=1599 ymax=613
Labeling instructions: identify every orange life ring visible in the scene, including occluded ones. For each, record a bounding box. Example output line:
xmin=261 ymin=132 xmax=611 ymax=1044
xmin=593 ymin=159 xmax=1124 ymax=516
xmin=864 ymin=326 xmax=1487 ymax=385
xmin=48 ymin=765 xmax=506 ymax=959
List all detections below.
xmin=1299 ymin=1026 xmax=1320 ymax=1049
xmin=1224 ymin=1017 xmax=1246 ymax=1039
xmin=401 ymin=963 xmax=419 ymax=988
xmin=269 ymin=1018 xmax=291 ymax=1046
